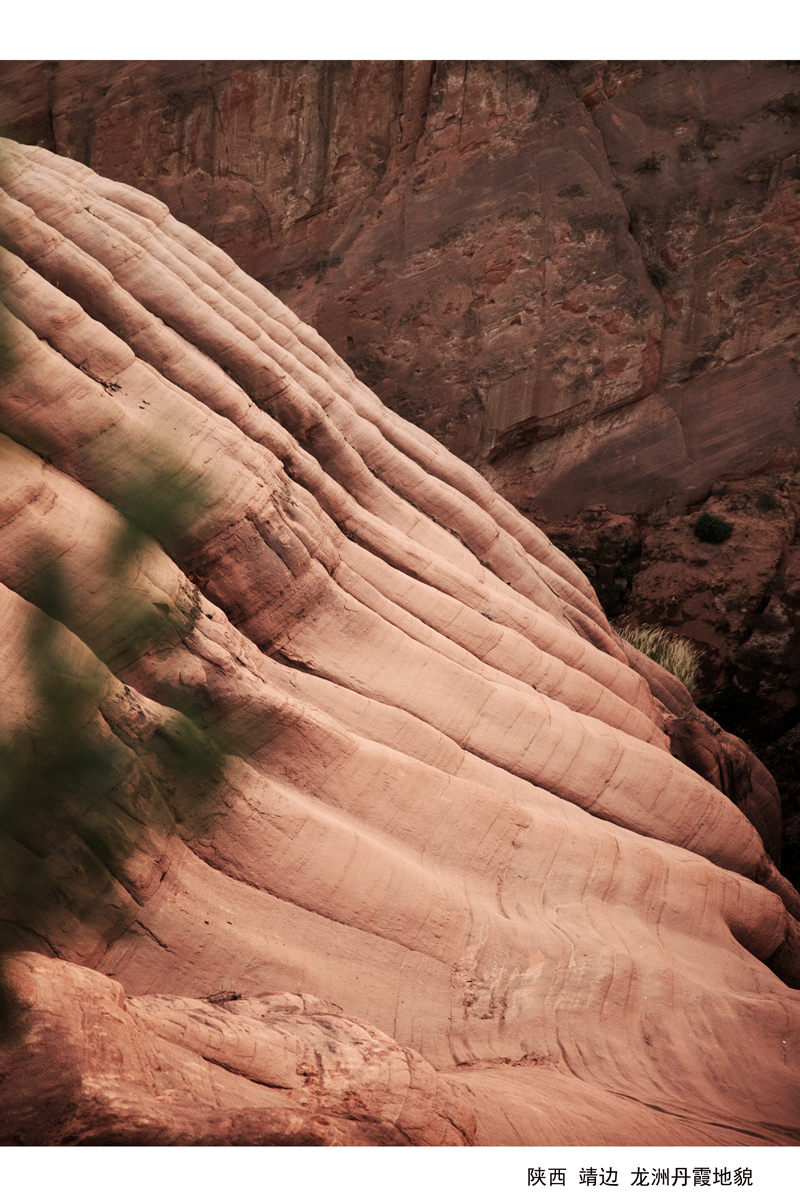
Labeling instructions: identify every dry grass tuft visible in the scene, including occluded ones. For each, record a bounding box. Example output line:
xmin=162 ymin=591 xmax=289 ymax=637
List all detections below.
xmin=614 ymin=622 xmax=702 ymax=697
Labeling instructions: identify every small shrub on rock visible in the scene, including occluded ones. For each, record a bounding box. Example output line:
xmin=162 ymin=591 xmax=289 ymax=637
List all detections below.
xmin=647 ymin=263 xmax=670 ymax=286
xmin=766 ymin=92 xmax=800 ymax=120
xmin=693 ymin=511 xmax=733 ymax=544
xmin=615 ymin=622 xmax=701 ymax=696
xmin=636 ymin=152 xmax=665 ymax=173
xmin=756 ymin=490 xmax=780 ymax=513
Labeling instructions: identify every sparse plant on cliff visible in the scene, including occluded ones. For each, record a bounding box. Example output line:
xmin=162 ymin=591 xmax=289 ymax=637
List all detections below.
xmin=647 ymin=263 xmax=670 ymax=287
xmin=766 ymin=92 xmax=800 ymax=120
xmin=614 ymin=622 xmax=702 ymax=696
xmin=693 ymin=511 xmax=733 ymax=544
xmin=636 ymin=152 xmax=666 ymax=173
xmin=756 ymin=490 xmax=780 ymax=513
xmin=315 ymin=252 xmax=343 ymax=273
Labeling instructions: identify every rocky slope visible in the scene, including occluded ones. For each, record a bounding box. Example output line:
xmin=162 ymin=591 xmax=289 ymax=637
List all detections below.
xmin=542 ymin=473 xmax=800 ymax=886
xmin=0 ymin=141 xmax=799 ymax=1145
xmin=4 ymin=58 xmax=799 ymax=780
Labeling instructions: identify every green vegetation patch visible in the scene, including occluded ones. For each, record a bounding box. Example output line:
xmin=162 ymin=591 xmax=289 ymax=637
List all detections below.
xmin=647 ymin=263 xmax=670 ymax=286
xmin=693 ymin=511 xmax=733 ymax=543
xmin=636 ymin=152 xmax=665 ymax=173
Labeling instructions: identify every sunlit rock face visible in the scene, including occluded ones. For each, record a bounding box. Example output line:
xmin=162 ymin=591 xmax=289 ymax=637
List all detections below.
xmin=6 ymin=59 xmax=800 ymax=767
xmin=0 ymin=141 xmax=799 ymax=1146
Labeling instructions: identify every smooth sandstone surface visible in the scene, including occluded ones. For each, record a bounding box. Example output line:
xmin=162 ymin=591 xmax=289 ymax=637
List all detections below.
xmin=6 ymin=60 xmax=800 ymax=767
xmin=0 ymin=141 xmax=799 ymax=1145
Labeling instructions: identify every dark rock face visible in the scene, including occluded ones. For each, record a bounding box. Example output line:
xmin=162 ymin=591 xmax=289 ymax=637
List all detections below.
xmin=766 ymin=723 xmax=800 ymax=886
xmin=545 ymin=474 xmax=800 ymax=723
xmin=540 ymin=472 xmax=800 ymax=883
xmin=4 ymin=60 xmax=799 ymax=515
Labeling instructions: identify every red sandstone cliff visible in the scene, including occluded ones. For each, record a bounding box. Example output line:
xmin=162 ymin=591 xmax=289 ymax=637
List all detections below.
xmin=0 ymin=141 xmax=799 ymax=1145
xmin=5 ymin=60 xmax=798 ymax=506
xmin=4 ymin=60 xmax=799 ymax=774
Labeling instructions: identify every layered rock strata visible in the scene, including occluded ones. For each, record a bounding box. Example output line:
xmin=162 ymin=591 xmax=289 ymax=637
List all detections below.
xmin=5 ymin=58 xmax=800 ymax=773
xmin=0 ymin=141 xmax=799 ymax=1145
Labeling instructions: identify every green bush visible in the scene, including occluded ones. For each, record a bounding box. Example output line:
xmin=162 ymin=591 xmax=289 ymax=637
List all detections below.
xmin=615 ymin=622 xmax=701 ymax=696
xmin=693 ymin=511 xmax=733 ymax=543
xmin=767 ymin=92 xmax=800 ymax=119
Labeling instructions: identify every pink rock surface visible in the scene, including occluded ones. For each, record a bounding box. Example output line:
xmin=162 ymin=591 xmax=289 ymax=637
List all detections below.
xmin=1 ymin=953 xmax=475 ymax=1145
xmin=0 ymin=141 xmax=799 ymax=1145
xmin=6 ymin=60 xmax=798 ymax=757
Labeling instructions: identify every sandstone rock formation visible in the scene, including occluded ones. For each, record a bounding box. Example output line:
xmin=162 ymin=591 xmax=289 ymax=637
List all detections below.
xmin=543 ymin=472 xmax=800 ymax=880
xmin=0 ymin=140 xmax=799 ymax=1145
xmin=4 ymin=58 xmax=799 ymax=781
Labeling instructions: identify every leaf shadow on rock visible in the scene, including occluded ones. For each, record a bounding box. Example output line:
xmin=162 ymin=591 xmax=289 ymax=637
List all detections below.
xmin=0 ymin=129 xmax=232 ymax=1032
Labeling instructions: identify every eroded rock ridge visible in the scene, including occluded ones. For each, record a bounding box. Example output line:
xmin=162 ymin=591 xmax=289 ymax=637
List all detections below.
xmin=0 ymin=141 xmax=798 ymax=1145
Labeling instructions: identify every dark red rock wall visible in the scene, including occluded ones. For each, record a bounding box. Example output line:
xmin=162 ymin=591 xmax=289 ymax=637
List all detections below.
xmin=4 ymin=59 xmax=799 ymax=520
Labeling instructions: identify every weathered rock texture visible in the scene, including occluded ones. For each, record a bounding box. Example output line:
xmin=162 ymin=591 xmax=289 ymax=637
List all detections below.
xmin=542 ymin=472 xmax=800 ymax=881
xmin=0 ymin=141 xmax=799 ymax=1145
xmin=4 ymin=57 xmax=800 ymax=774
xmin=4 ymin=60 xmax=798 ymax=509
xmin=5 ymin=59 xmax=799 ymax=767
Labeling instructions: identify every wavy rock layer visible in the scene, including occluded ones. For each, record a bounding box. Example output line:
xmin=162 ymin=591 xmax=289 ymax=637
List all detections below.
xmin=0 ymin=141 xmax=799 ymax=1145
xmin=7 ymin=60 xmax=800 ymax=810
